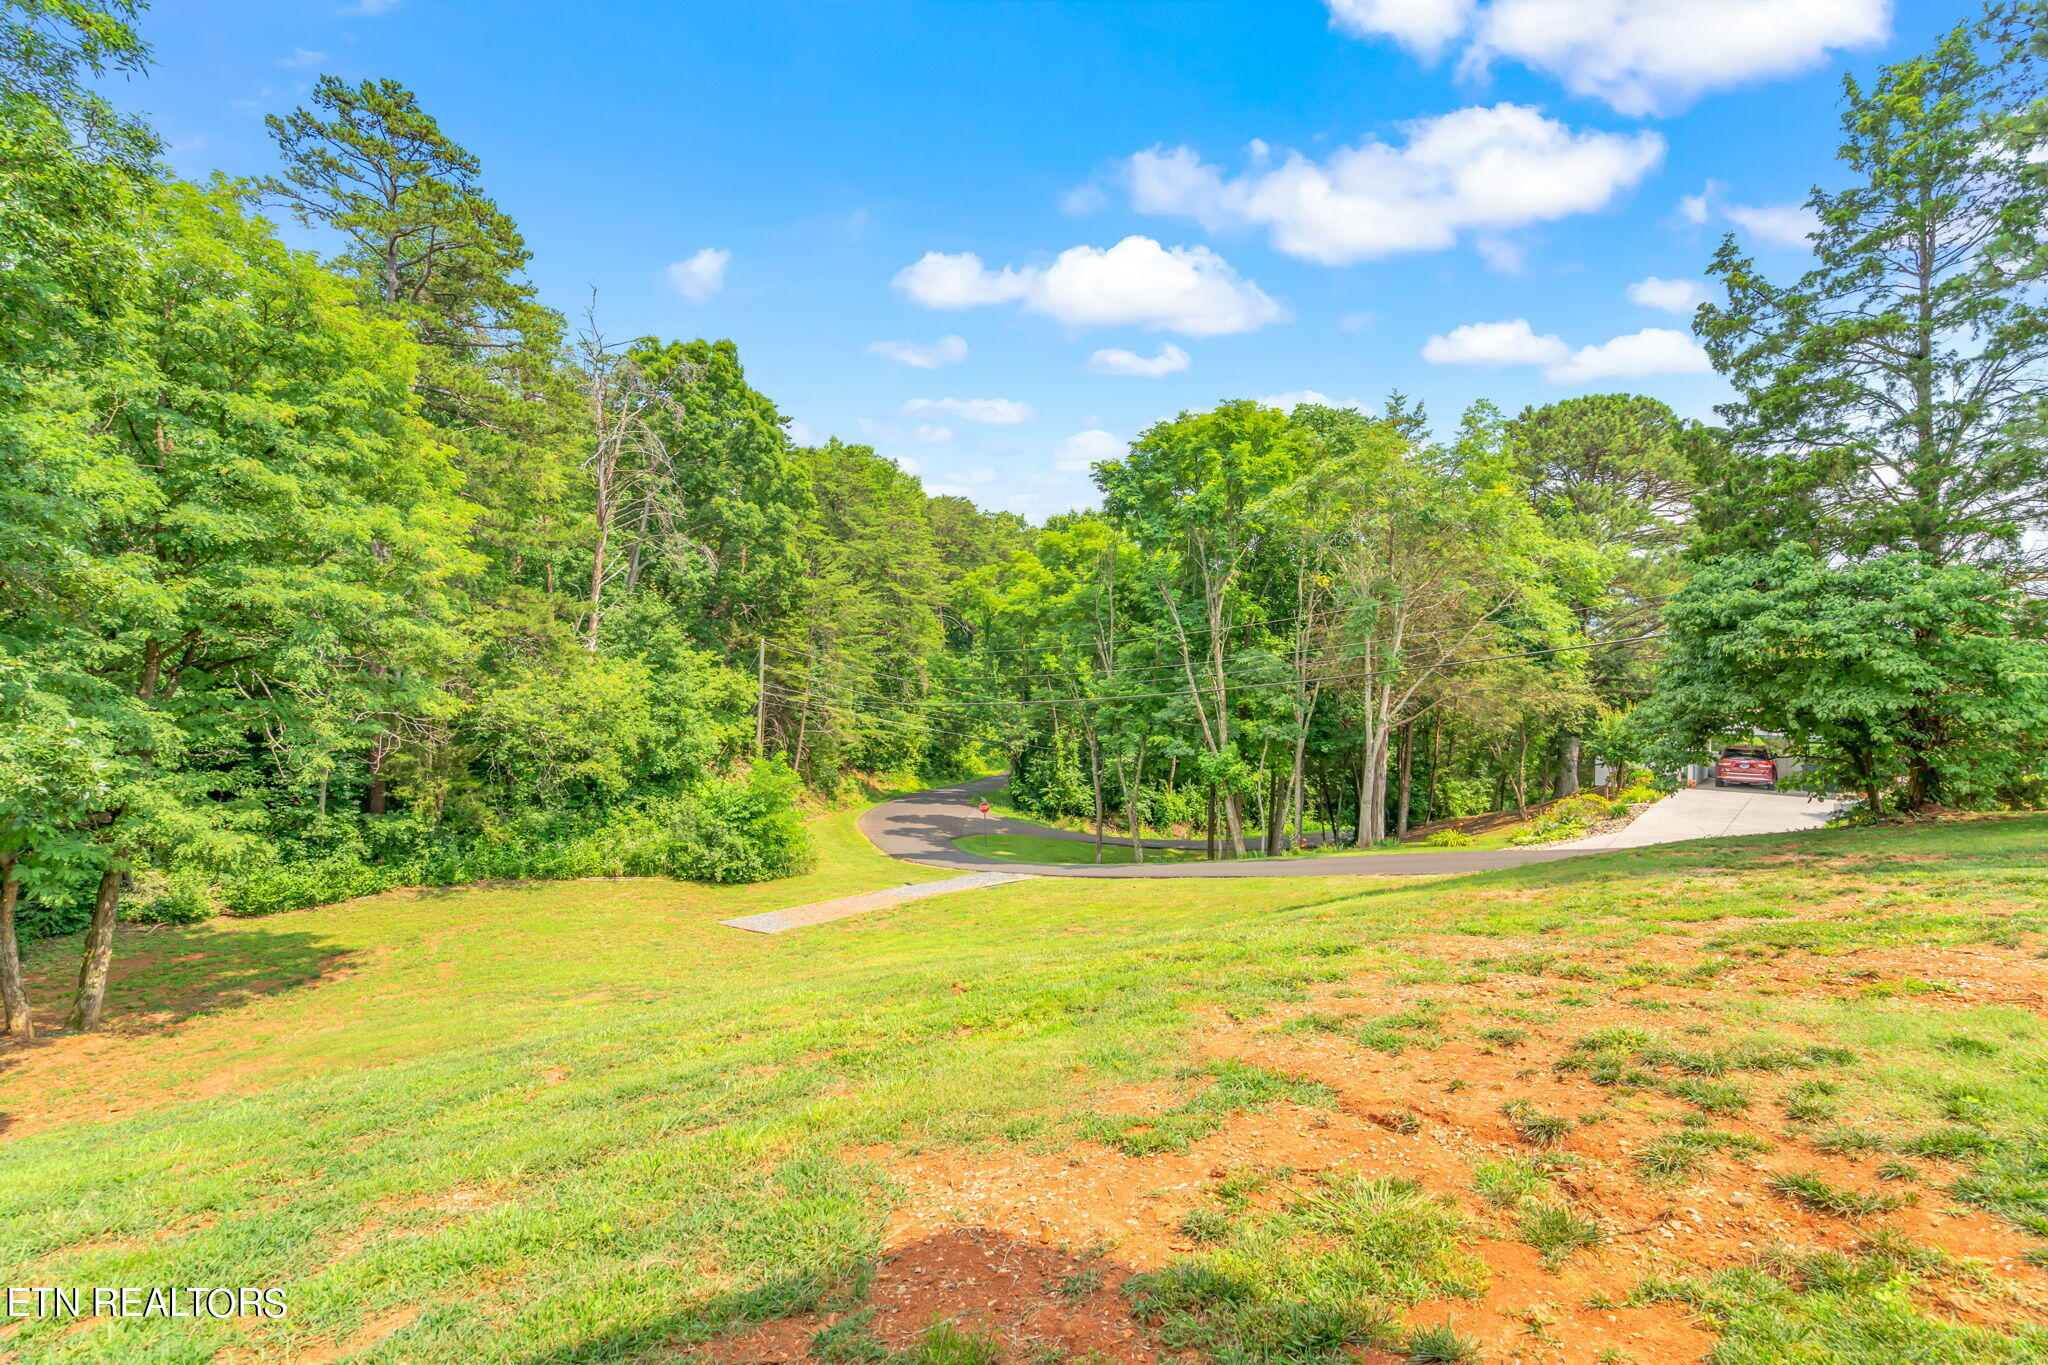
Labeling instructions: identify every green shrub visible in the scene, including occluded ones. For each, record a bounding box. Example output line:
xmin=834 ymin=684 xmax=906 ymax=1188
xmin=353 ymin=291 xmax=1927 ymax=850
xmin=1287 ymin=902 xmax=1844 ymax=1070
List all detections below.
xmin=1617 ymin=783 xmax=1660 ymax=803
xmin=125 ymin=875 xmax=218 ymax=926
xmin=216 ymin=762 xmax=815 ymax=918
xmin=1419 ymin=827 xmax=1475 ymax=848
xmin=1507 ymin=816 xmax=1589 ymax=846
xmin=1550 ymin=792 xmax=1612 ymax=823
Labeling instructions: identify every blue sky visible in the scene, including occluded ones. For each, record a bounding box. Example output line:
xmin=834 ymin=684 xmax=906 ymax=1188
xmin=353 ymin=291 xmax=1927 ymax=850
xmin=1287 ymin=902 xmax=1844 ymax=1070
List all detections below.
xmin=121 ymin=0 xmax=1970 ymax=519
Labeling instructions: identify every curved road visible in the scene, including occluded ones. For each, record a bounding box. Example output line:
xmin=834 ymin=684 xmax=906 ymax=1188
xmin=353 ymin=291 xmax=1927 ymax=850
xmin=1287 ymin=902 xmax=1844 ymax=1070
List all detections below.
xmin=858 ymin=774 xmax=1842 ymax=879
xmin=861 ymin=774 xmax=1577 ymax=879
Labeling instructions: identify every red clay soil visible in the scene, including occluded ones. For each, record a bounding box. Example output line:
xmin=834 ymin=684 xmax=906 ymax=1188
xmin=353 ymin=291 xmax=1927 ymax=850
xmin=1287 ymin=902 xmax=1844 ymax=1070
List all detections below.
xmin=708 ymin=937 xmax=2048 ymax=1365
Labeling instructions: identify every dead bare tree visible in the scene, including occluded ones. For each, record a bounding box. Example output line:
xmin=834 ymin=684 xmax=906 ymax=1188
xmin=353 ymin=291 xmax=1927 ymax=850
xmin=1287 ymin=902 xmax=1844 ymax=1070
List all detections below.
xmin=575 ymin=308 xmax=707 ymax=650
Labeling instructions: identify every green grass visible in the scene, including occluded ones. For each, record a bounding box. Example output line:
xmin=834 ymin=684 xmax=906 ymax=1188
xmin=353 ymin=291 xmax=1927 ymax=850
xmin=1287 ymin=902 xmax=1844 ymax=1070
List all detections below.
xmin=1125 ymin=1174 xmax=1486 ymax=1365
xmin=1767 ymin=1171 xmax=1908 ymax=1218
xmin=1638 ymin=1236 xmax=2047 ymax=1363
xmin=1516 ymin=1202 xmax=1605 ymax=1267
xmin=3 ymin=806 xmax=2047 ymax=1362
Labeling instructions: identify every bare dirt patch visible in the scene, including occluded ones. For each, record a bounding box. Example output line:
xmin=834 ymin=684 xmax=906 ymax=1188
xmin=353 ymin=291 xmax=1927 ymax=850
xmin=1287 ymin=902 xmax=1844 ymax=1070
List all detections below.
xmin=704 ymin=1229 xmax=1167 ymax=1365
xmin=815 ymin=941 xmax=2048 ymax=1364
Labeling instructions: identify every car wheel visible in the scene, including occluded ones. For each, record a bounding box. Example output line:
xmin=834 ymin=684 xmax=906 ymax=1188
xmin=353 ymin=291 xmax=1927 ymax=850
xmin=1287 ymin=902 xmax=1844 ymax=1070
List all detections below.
xmin=1713 ymin=778 xmax=1725 ymax=788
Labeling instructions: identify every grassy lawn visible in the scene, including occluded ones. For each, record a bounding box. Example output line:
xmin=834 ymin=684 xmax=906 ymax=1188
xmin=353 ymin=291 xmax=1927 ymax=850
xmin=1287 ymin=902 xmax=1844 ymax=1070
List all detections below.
xmin=4 ymin=802 xmax=2047 ymax=1364
xmin=955 ymin=828 xmax=1540 ymax=865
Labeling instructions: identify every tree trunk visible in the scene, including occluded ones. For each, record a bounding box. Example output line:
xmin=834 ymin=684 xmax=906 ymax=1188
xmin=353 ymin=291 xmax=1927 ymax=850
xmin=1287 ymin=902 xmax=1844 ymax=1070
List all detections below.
xmin=1112 ymin=740 xmax=1147 ymax=865
xmin=1269 ymin=767 xmax=1284 ymax=855
xmin=1353 ymin=747 xmax=1372 ymax=848
xmin=64 ymin=864 xmax=123 ymax=1033
xmin=1205 ymin=783 xmax=1218 ymax=860
xmin=1086 ymin=729 xmax=1105 ymax=865
xmin=0 ymin=862 xmax=31 ymax=1039
xmin=1554 ymin=734 xmax=1582 ymax=799
xmin=362 ymin=778 xmax=388 ymax=816
xmin=1428 ymin=711 xmax=1444 ymax=825
xmin=1512 ymin=729 xmax=1530 ymax=811
xmin=1396 ymin=722 xmax=1415 ymax=839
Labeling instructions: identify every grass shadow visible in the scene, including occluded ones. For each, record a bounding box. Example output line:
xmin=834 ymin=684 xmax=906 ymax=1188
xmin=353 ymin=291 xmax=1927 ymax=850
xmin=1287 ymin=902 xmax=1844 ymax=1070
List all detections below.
xmin=9 ymin=919 xmax=358 ymax=1048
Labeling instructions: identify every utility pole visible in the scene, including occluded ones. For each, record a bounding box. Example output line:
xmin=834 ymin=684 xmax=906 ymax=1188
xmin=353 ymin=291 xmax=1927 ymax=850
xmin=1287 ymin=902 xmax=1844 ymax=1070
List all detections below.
xmin=755 ymin=639 xmax=767 ymax=755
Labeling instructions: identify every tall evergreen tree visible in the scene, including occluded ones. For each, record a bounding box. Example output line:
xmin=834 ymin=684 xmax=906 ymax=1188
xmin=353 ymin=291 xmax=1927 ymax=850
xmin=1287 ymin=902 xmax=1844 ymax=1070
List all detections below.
xmin=1693 ymin=6 xmax=2048 ymax=573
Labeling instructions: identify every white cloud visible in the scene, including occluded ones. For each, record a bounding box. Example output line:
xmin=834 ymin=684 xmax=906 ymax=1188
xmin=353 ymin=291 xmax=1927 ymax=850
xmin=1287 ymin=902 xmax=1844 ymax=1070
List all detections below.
xmin=892 ymin=252 xmax=1032 ymax=308
xmin=1422 ymin=318 xmax=1711 ymax=383
xmin=1125 ymin=105 xmax=1661 ymax=266
xmin=1053 ymin=428 xmax=1126 ymax=472
xmin=1723 ymin=200 xmax=1820 ymax=248
xmin=666 ymin=247 xmax=729 ymax=303
xmin=1327 ymin=0 xmax=1473 ymax=59
xmin=1337 ymin=311 xmax=1375 ymax=332
xmin=893 ymin=235 xmax=1286 ymax=336
xmin=1626 ymin=275 xmax=1710 ymax=313
xmin=343 ymin=0 xmax=401 ymax=14
xmin=280 ymin=47 xmax=326 ymax=67
xmin=1545 ymin=327 xmax=1712 ymax=382
xmin=900 ymin=397 xmax=1036 ymax=425
xmin=1326 ymin=0 xmax=1890 ymax=116
xmin=1677 ymin=180 xmax=1818 ymax=248
xmin=859 ymin=418 xmax=957 ymax=445
xmin=1421 ymin=318 xmax=1570 ymax=367
xmin=866 ymin=334 xmax=968 ymax=369
xmin=1257 ymin=391 xmax=1372 ymax=414
xmin=1086 ymin=343 xmax=1191 ymax=377
xmin=785 ymin=419 xmax=820 ymax=446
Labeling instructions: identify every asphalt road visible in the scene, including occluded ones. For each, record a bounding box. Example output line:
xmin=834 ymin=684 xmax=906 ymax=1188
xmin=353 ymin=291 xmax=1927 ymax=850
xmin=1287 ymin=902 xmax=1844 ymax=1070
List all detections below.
xmin=856 ymin=774 xmax=1841 ymax=879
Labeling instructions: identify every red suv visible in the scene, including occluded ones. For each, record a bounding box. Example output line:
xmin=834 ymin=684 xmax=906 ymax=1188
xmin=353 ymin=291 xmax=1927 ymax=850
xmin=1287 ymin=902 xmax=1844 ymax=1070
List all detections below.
xmin=1714 ymin=745 xmax=1777 ymax=789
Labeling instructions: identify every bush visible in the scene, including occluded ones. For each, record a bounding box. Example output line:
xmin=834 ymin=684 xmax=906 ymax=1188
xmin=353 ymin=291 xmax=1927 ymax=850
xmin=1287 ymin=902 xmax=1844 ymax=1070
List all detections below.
xmin=1439 ymin=778 xmax=1494 ymax=818
xmin=1617 ymin=784 xmax=1660 ymax=803
xmin=124 ymin=874 xmax=218 ymax=926
xmin=1419 ymin=828 xmax=1474 ymax=848
xmin=215 ymin=762 xmax=815 ymax=919
xmin=1508 ymin=816 xmax=1589 ymax=847
xmin=1550 ymin=792 xmax=1612 ymax=824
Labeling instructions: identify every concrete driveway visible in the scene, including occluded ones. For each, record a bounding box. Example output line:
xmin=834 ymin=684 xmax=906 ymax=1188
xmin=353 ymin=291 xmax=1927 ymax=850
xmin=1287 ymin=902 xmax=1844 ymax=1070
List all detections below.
xmin=1558 ymin=786 xmax=1839 ymax=851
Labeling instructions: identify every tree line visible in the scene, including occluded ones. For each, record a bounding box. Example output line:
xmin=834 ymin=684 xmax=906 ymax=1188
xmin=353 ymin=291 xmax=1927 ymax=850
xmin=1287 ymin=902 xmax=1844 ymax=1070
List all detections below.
xmin=0 ymin=3 xmax=1025 ymax=1034
xmin=3 ymin=2 xmax=2046 ymax=1038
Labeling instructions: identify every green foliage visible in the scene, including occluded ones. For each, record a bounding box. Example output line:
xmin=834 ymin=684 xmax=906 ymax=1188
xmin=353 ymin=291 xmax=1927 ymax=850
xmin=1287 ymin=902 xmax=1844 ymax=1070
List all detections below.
xmin=219 ymin=764 xmax=815 ymax=915
xmin=1693 ymin=8 xmax=2048 ymax=574
xmin=1647 ymin=546 xmax=2048 ymax=811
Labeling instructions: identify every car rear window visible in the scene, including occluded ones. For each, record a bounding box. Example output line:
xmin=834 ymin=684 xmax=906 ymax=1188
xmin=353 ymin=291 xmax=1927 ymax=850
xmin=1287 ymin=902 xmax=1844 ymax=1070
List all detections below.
xmin=1721 ymin=747 xmax=1771 ymax=759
